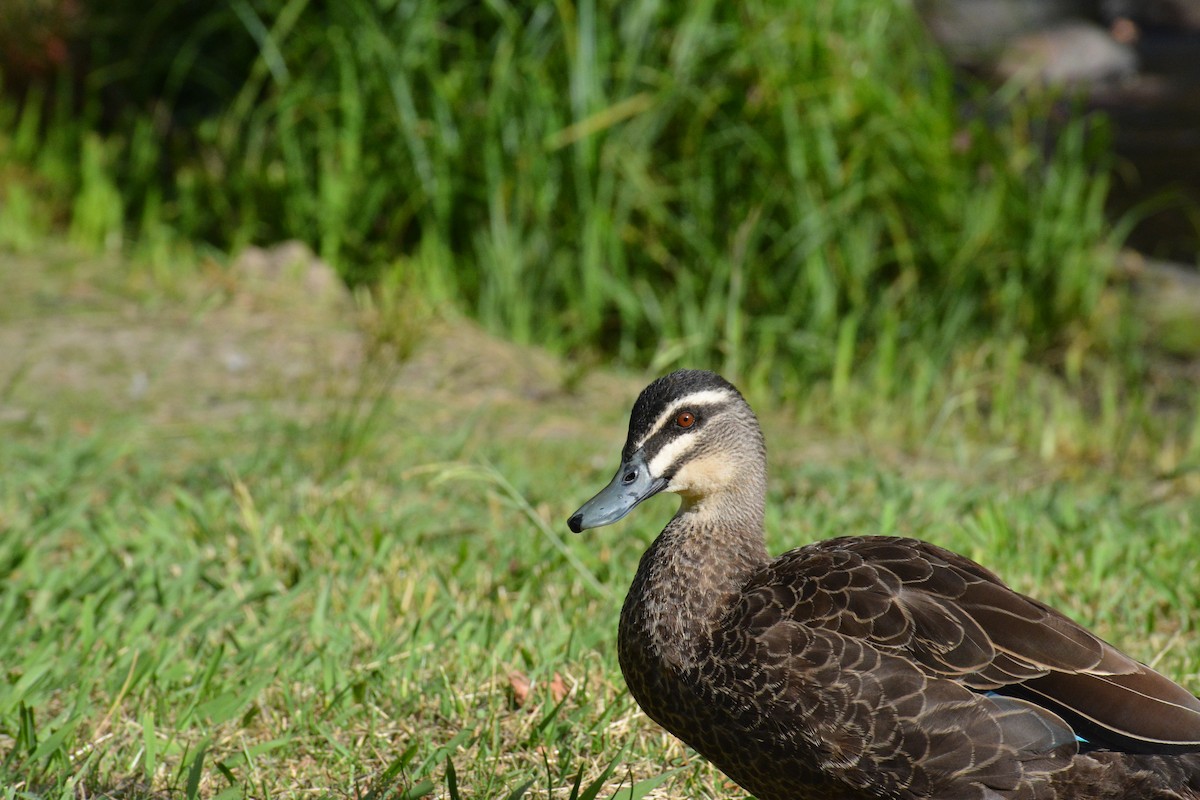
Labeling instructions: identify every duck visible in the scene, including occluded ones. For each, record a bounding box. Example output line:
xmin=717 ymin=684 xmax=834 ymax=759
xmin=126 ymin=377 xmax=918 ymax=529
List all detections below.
xmin=567 ymin=369 xmax=1200 ymax=800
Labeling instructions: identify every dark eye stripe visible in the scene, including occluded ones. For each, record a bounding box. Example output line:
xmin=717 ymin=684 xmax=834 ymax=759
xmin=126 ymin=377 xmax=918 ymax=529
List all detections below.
xmin=628 ymin=387 xmax=738 ymax=451
xmin=639 ymin=401 xmax=726 ymax=467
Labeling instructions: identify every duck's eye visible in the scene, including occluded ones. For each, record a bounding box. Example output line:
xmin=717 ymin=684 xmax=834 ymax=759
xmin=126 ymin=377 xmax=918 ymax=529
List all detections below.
xmin=676 ymin=411 xmax=696 ymax=429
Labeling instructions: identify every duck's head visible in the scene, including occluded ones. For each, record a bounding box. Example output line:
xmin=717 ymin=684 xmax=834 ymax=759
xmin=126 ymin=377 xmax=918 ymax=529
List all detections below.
xmin=568 ymin=369 xmax=766 ymax=533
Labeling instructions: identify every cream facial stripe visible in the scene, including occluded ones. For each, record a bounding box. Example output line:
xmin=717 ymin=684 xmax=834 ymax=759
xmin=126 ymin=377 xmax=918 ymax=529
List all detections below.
xmin=632 ymin=388 xmax=736 ymax=451
xmin=647 ymin=434 xmax=700 ymax=479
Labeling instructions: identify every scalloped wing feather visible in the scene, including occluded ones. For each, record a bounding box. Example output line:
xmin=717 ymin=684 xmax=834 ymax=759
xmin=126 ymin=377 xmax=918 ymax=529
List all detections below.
xmin=722 ymin=614 xmax=1077 ymax=799
xmin=742 ymin=536 xmax=1200 ymax=754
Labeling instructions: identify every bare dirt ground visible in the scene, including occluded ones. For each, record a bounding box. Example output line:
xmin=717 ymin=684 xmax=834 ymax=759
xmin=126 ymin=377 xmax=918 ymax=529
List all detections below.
xmin=1 ymin=244 xmax=363 ymax=432
xmin=5 ymin=241 xmax=1197 ymax=491
xmin=0 ymin=242 xmax=650 ymax=476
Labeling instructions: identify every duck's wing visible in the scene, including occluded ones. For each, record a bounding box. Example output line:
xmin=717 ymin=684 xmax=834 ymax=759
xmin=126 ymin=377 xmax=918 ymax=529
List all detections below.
xmin=725 ymin=578 xmax=1079 ymax=799
xmin=745 ymin=535 xmax=1200 ymax=754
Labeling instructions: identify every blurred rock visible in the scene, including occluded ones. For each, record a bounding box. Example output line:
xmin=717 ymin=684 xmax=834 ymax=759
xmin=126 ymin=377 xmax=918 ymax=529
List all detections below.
xmin=919 ymin=1 xmax=1137 ymax=86
xmin=918 ymin=0 xmax=1091 ymax=61
xmin=229 ymin=241 xmax=351 ymax=314
xmin=996 ymin=22 xmax=1137 ymax=84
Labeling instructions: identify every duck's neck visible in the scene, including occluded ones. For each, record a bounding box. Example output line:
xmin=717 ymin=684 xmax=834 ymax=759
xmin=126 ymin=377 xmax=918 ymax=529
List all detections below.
xmin=621 ymin=489 xmax=769 ymax=671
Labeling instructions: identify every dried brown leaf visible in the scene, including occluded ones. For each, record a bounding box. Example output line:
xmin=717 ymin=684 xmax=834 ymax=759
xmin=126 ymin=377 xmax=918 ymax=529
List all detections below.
xmin=549 ymin=672 xmax=568 ymax=704
xmin=508 ymin=670 xmax=531 ymax=709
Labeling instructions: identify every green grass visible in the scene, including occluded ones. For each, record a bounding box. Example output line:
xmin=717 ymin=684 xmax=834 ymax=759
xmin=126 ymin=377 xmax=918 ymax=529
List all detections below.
xmin=0 ymin=257 xmax=1197 ymax=799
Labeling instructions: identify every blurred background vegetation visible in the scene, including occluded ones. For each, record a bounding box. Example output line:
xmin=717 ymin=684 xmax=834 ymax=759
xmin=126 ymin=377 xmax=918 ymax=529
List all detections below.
xmin=0 ymin=0 xmax=1133 ymax=390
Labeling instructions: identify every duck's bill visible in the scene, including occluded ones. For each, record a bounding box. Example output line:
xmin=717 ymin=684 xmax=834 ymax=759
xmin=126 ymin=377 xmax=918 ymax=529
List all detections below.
xmin=567 ymin=451 xmax=667 ymax=533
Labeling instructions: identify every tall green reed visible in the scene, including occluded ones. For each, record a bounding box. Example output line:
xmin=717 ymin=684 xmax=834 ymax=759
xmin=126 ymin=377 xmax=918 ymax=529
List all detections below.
xmin=1 ymin=0 xmax=1118 ymax=389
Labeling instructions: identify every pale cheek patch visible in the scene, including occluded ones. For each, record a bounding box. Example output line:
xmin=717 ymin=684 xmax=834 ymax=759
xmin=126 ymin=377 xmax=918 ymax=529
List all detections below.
xmin=634 ymin=389 xmax=735 ymax=450
xmin=665 ymin=454 xmax=735 ymax=498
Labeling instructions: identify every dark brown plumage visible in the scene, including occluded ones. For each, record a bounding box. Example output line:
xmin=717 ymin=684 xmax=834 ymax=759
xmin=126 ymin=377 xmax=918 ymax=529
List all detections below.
xmin=567 ymin=369 xmax=1200 ymax=800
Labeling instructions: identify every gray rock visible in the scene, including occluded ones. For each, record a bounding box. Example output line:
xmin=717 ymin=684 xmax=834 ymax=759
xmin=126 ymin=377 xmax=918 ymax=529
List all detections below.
xmin=229 ymin=240 xmax=352 ymax=313
xmin=918 ymin=0 xmax=1093 ymax=61
xmin=995 ymin=21 xmax=1137 ymax=85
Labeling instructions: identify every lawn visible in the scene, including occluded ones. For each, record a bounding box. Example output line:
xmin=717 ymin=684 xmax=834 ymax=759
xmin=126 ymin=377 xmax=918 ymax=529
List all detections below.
xmin=0 ymin=252 xmax=1197 ymax=799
